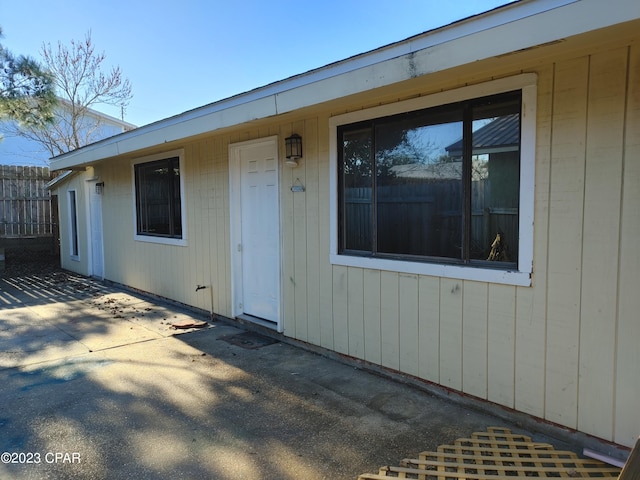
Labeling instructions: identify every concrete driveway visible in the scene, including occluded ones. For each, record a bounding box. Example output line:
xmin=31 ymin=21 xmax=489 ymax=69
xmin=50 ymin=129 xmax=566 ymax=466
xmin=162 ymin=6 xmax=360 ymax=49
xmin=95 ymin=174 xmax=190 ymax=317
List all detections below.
xmin=0 ymin=269 xmax=576 ymax=479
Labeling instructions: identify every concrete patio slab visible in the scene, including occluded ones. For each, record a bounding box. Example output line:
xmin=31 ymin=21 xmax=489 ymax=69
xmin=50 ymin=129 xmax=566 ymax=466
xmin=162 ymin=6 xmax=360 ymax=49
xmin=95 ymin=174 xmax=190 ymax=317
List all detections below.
xmin=0 ymin=306 xmax=90 ymax=369
xmin=0 ymin=271 xmax=587 ymax=480
xmin=86 ymin=292 xmax=205 ymax=336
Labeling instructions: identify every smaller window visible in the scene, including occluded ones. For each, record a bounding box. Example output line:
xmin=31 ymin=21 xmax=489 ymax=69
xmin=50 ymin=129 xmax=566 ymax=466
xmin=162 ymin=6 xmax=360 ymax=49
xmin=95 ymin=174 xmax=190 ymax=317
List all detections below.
xmin=68 ymin=190 xmax=79 ymax=259
xmin=134 ymin=156 xmax=183 ymax=239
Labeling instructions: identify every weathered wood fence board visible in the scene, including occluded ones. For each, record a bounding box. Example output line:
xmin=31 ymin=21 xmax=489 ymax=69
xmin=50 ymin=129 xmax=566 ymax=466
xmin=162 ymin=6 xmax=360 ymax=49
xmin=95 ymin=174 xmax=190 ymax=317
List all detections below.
xmin=0 ymin=165 xmax=53 ymax=237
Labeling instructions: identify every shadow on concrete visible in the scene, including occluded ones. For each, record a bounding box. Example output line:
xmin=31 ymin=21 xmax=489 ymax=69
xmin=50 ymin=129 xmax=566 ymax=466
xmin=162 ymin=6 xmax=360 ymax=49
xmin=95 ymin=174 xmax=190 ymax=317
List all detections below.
xmin=0 ymin=274 xmax=574 ymax=479
xmin=0 ymin=270 xmax=101 ymax=308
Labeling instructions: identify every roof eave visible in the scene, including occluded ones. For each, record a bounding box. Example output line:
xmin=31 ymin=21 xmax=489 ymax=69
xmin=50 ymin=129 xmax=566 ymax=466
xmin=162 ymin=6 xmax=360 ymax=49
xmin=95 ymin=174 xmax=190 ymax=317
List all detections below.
xmin=50 ymin=0 xmax=640 ymax=171
xmin=44 ymin=169 xmax=84 ymax=190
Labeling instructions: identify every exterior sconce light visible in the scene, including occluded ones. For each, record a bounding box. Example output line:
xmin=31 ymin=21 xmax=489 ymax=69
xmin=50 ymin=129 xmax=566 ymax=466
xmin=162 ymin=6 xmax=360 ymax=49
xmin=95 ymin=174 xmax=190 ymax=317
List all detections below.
xmin=285 ymin=134 xmax=302 ymax=167
xmin=95 ymin=182 xmax=104 ymax=194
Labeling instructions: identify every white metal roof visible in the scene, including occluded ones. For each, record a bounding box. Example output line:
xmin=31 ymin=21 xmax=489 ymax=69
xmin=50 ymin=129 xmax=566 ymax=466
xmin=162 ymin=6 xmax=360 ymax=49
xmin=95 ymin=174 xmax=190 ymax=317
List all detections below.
xmin=50 ymin=0 xmax=640 ymax=171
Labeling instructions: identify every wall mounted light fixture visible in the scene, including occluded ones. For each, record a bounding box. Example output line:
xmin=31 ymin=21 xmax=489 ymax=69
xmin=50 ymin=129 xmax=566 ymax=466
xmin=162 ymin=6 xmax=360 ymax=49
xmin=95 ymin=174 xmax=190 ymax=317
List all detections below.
xmin=285 ymin=134 xmax=302 ymax=167
xmin=95 ymin=182 xmax=104 ymax=194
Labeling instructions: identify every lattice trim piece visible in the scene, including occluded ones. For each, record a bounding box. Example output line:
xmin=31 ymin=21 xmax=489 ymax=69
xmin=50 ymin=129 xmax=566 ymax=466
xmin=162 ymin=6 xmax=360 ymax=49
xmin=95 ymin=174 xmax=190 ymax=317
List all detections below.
xmin=358 ymin=427 xmax=622 ymax=480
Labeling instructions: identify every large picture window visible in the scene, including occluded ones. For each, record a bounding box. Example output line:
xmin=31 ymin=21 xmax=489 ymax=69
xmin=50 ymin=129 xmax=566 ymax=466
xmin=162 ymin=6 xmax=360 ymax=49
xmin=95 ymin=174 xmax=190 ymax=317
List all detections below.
xmin=339 ymin=91 xmax=521 ymax=268
xmin=134 ymin=156 xmax=183 ymax=239
xmin=330 ymin=75 xmax=536 ymax=286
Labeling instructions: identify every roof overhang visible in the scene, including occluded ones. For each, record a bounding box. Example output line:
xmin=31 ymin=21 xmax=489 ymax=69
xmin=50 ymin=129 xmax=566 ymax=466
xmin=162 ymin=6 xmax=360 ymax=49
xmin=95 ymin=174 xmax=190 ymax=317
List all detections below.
xmin=50 ymin=0 xmax=640 ymax=171
xmin=44 ymin=169 xmax=84 ymax=190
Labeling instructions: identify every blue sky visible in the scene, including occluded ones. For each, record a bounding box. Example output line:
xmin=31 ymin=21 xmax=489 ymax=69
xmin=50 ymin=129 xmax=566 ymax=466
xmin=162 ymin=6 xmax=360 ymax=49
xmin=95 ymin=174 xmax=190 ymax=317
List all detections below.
xmin=2 ymin=0 xmax=514 ymax=127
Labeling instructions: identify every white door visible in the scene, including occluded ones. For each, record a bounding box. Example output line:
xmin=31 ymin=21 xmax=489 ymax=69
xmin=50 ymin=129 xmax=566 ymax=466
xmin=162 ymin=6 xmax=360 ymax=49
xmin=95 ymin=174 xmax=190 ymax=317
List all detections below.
xmin=88 ymin=182 xmax=104 ymax=278
xmin=230 ymin=137 xmax=280 ymax=326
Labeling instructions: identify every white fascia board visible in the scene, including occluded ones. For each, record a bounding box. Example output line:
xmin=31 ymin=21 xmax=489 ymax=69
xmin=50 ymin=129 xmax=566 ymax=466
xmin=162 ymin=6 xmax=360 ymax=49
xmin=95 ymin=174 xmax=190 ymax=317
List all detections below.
xmin=116 ymin=95 xmax=277 ymax=153
xmin=275 ymin=0 xmax=640 ymax=113
xmin=51 ymin=0 xmax=640 ymax=170
xmin=52 ymin=95 xmax=278 ymax=170
xmin=44 ymin=169 xmax=81 ymax=191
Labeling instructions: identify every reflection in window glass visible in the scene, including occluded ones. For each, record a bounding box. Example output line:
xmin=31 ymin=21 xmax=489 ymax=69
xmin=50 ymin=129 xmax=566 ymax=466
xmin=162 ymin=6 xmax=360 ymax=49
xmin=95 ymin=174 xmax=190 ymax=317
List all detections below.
xmin=342 ymin=129 xmax=372 ymax=251
xmin=69 ymin=190 xmax=79 ymax=257
xmin=135 ymin=157 xmax=182 ymax=238
xmin=470 ymin=112 xmax=520 ymax=262
xmin=338 ymin=91 xmax=521 ymax=269
xmin=375 ymin=117 xmax=463 ymax=258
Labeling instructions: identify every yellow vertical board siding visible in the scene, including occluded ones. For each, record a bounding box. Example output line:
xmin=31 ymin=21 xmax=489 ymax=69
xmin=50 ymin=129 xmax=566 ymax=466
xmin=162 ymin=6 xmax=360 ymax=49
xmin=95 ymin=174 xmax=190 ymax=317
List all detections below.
xmin=487 ymin=284 xmax=516 ymax=408
xmin=347 ymin=267 xmax=365 ymax=358
xmin=102 ymin=159 xmax=133 ymax=286
xmin=332 ymin=265 xmax=349 ymax=354
xmin=75 ymin=172 xmax=91 ymax=275
xmin=305 ymin=117 xmax=322 ymax=346
xmin=169 ymin=144 xmax=199 ymax=306
xmin=196 ymin=141 xmax=211 ymax=309
xmin=292 ymin=121 xmax=309 ymax=341
xmin=398 ymin=274 xmax=419 ymax=377
xmin=209 ymin=143 xmax=221 ymax=315
xmin=56 ymin=179 xmax=71 ymax=271
xmin=418 ymin=276 xmax=440 ymax=383
xmin=207 ymin=136 xmax=231 ymax=315
xmin=615 ymin=44 xmax=640 ymax=447
xmin=182 ymin=143 xmax=193 ymax=301
xmin=317 ymin=118 xmax=335 ymax=351
xmin=57 ymin=173 xmax=89 ymax=275
xmin=74 ymin=39 xmax=640 ymax=447
xmin=205 ymin=138 xmax=218 ymax=314
xmin=515 ymin=287 xmax=547 ymax=417
xmin=98 ymin=140 xmax=234 ymax=312
xmin=380 ymin=271 xmax=400 ymax=371
xmin=120 ymin=161 xmax=136 ymax=286
xmin=290 ymin=121 xmax=312 ymax=342
xmin=514 ymin=64 xmax=553 ymax=419
xmin=363 ymin=268 xmax=382 ymax=365
xmin=440 ymin=278 xmax=463 ymax=391
xmin=100 ymin=166 xmax=116 ymax=281
xmin=545 ymin=56 xmax=589 ymax=429
xmin=201 ymin=139 xmax=218 ymax=313
xmin=462 ymin=281 xmax=488 ymax=399
xmin=281 ymin=128 xmax=297 ymax=337
xmin=202 ymin=139 xmax=218 ymax=315
xmin=578 ymin=48 xmax=627 ymax=440
xmin=186 ymin=143 xmax=201 ymax=307
xmin=215 ymin=136 xmax=231 ymax=317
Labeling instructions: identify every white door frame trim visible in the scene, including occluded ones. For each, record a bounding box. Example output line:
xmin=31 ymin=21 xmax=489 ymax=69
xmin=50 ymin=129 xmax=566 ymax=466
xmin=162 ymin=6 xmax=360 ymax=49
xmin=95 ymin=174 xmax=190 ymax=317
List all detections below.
xmin=229 ymin=135 xmax=282 ymax=332
xmin=85 ymin=178 xmax=105 ymax=279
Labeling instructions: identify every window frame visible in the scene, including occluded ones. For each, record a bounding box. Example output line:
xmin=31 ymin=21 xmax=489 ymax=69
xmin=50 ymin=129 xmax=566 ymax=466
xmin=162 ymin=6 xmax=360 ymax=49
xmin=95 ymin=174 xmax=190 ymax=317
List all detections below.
xmin=132 ymin=150 xmax=187 ymax=246
xmin=67 ymin=189 xmax=80 ymax=260
xmin=329 ymin=74 xmax=536 ymax=286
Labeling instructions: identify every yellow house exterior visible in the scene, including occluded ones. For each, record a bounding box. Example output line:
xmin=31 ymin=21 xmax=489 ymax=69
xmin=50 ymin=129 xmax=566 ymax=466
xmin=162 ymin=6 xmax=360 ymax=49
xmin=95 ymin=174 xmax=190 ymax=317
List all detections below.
xmin=51 ymin=0 xmax=640 ymax=450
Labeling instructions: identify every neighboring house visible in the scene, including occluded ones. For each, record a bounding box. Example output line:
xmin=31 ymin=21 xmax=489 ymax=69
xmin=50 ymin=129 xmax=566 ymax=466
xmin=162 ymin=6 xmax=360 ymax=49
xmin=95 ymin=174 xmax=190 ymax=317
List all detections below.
xmin=0 ymin=102 xmax=134 ymax=252
xmin=0 ymin=98 xmax=135 ymax=166
xmin=49 ymin=0 xmax=640 ymax=451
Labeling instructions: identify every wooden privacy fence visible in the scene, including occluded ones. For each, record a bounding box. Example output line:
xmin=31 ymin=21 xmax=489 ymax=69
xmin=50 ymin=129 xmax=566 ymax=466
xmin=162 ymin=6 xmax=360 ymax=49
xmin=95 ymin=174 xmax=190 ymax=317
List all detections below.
xmin=0 ymin=165 xmax=53 ymax=238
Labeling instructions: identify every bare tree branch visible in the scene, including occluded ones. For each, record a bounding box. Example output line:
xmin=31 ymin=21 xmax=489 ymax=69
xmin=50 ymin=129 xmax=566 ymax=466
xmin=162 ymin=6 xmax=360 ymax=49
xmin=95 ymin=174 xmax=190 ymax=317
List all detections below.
xmin=12 ymin=30 xmax=133 ymax=157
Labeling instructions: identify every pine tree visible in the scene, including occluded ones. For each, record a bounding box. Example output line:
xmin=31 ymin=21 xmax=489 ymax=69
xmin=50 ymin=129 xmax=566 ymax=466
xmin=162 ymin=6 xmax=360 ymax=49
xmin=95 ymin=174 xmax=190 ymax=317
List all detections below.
xmin=0 ymin=27 xmax=56 ymax=127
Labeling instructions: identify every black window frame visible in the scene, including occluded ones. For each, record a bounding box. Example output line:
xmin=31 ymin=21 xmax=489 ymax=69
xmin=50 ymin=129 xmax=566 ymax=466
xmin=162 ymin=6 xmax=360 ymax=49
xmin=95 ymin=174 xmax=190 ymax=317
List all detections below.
xmin=134 ymin=156 xmax=183 ymax=239
xmin=337 ymin=90 xmax=522 ymax=269
xmin=68 ymin=189 xmax=79 ymax=258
